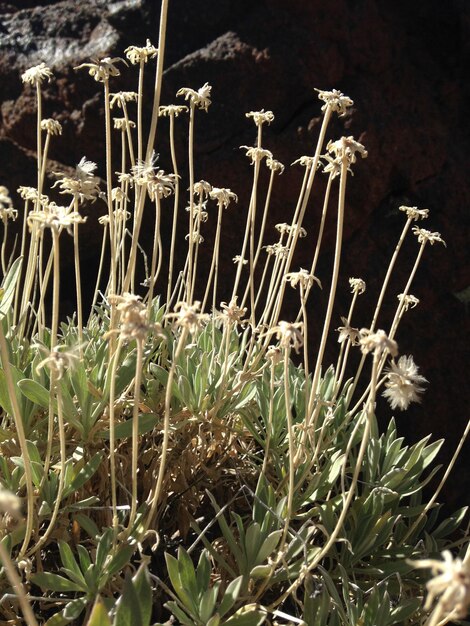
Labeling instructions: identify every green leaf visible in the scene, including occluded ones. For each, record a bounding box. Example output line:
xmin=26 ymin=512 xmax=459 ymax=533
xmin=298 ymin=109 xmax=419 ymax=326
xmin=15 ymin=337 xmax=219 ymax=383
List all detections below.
xmin=114 ymin=571 xmax=142 ymax=626
xmin=0 ymin=257 xmax=22 ymax=319
xmin=59 ymin=541 xmax=86 ymax=587
xmin=31 ymin=572 xmax=84 ymax=593
xmin=199 ymin=584 xmax=220 ymax=623
xmin=132 ymin=565 xmax=152 ymax=626
xmin=103 ymin=543 xmax=134 ymax=580
xmin=218 ymin=576 xmax=243 ymax=618
xmin=85 ymin=597 xmax=112 ymax=626
xmin=222 ymin=605 xmax=267 ymax=626
xmin=62 ymin=596 xmax=88 ymax=620
xmin=165 ymin=553 xmax=195 ymax=616
xmin=63 ymin=452 xmax=103 ymax=497
xmin=18 ymin=378 xmax=50 ymax=408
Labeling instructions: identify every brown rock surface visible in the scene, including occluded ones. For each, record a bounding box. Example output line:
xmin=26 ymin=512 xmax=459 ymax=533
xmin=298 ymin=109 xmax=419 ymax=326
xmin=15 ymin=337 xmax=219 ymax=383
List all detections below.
xmin=0 ymin=0 xmax=468 ymax=509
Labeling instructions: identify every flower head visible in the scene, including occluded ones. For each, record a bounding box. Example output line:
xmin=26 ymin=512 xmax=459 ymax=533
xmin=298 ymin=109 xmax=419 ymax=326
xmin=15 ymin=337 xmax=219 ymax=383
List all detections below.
xmin=217 ymin=297 xmax=247 ymax=325
xmin=53 ymin=157 xmax=100 ymax=203
xmin=124 ymin=39 xmax=158 ymax=65
xmin=359 ymin=329 xmax=398 ymax=357
xmin=272 ymin=321 xmax=304 ymax=353
xmin=159 ymin=104 xmax=189 ymax=117
xmin=412 ymin=226 xmax=446 ymax=246
xmin=240 ymin=146 xmax=273 ymax=164
xmin=193 ymin=180 xmax=212 ymax=199
xmin=382 ymin=355 xmax=427 ymax=410
xmin=398 ymin=293 xmax=420 ymax=311
xmin=109 ymin=91 xmax=138 ymax=109
xmin=266 ymin=158 xmax=284 ymax=174
xmin=337 ymin=317 xmax=360 ymax=345
xmin=349 ymin=277 xmax=366 ymax=294
xmin=75 ymin=57 xmax=126 ymax=83
xmin=21 ymin=62 xmax=53 ymax=85
xmin=399 ymin=205 xmax=429 ymax=221
xmin=177 ymin=82 xmax=212 ymax=112
xmin=40 ymin=118 xmax=63 ymax=135
xmin=285 ymin=268 xmax=321 ymax=291
xmin=34 ymin=343 xmax=81 ymax=380
xmin=107 ymin=293 xmax=161 ymax=343
xmin=114 ymin=117 xmax=136 ymax=131
xmin=166 ymin=301 xmax=209 ymax=335
xmin=27 ymin=202 xmax=86 ymax=235
xmin=315 ymin=88 xmax=353 ymax=116
xmin=0 ymin=187 xmax=17 ymax=222
xmin=209 ymin=187 xmax=238 ymax=208
xmin=409 ymin=550 xmax=470 ymax=619
xmin=292 ymin=155 xmax=316 ymax=168
xmin=327 ymin=136 xmax=368 ymax=165
xmin=246 ymin=109 xmax=274 ymax=127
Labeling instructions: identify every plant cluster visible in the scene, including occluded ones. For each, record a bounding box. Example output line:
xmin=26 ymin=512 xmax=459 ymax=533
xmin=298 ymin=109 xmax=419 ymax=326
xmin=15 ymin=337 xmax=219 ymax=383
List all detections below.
xmin=0 ymin=5 xmax=468 ymax=626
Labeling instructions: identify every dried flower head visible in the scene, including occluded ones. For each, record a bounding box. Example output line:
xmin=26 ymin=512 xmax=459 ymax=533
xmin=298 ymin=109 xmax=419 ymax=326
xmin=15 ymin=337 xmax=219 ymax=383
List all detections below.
xmin=147 ymin=171 xmax=177 ymax=201
xmin=337 ymin=317 xmax=360 ymax=345
xmin=412 ymin=226 xmax=446 ymax=246
xmin=272 ymin=321 xmax=304 ymax=353
xmin=399 ymin=205 xmax=429 ymax=221
xmin=75 ymin=57 xmax=126 ymax=83
xmin=193 ymin=180 xmax=212 ymax=198
xmin=266 ymin=345 xmax=282 ymax=365
xmin=53 ymin=157 xmax=100 ymax=203
xmin=264 ymin=243 xmax=289 ymax=258
xmin=21 ymin=62 xmax=53 ymax=85
xmin=40 ymin=118 xmax=63 ymax=135
xmin=27 ymin=203 xmax=86 ymax=235
xmin=0 ymin=187 xmax=17 ymax=222
xmin=159 ymin=104 xmax=189 ymax=117
xmin=398 ymin=293 xmax=420 ymax=311
xmin=113 ymin=117 xmax=136 ymax=131
xmin=232 ymin=255 xmax=248 ymax=265
xmin=285 ymin=268 xmax=322 ymax=291
xmin=292 ymin=155 xmax=316 ymax=168
xmin=240 ymin=146 xmax=273 ymax=164
xmin=177 ymin=82 xmax=212 ymax=112
xmin=315 ymin=88 xmax=353 ymax=116
xmin=34 ymin=343 xmax=81 ymax=380
xmin=108 ymin=293 xmax=161 ymax=343
xmin=266 ymin=157 xmax=284 ymax=174
xmin=322 ymin=153 xmax=352 ymax=178
xmin=166 ymin=301 xmax=209 ymax=335
xmin=359 ymin=329 xmax=398 ymax=357
xmin=246 ymin=109 xmax=275 ymax=127
xmin=209 ymin=187 xmax=238 ymax=208
xmin=349 ymin=277 xmax=366 ymax=294
xmin=217 ymin=297 xmax=247 ymax=325
xmin=382 ymin=355 xmax=427 ymax=410
xmin=131 ymin=151 xmax=159 ymax=184
xmin=327 ymin=136 xmax=368 ymax=165
xmin=124 ymin=39 xmax=158 ymax=64
xmin=109 ymin=91 xmax=138 ymax=109
xmin=409 ymin=550 xmax=470 ymax=619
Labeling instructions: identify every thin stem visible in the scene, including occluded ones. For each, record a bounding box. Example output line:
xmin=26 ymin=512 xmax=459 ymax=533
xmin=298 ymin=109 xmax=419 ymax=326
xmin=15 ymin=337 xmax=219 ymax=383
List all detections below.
xmin=0 ymin=542 xmax=38 ymax=626
xmin=166 ymin=113 xmax=180 ymax=305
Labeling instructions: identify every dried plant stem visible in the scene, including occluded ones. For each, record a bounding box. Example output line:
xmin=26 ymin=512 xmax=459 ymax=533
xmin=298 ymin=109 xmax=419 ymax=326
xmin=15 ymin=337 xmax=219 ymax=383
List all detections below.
xmin=73 ymin=200 xmax=84 ymax=351
xmin=90 ymin=223 xmax=108 ymax=317
xmin=137 ymin=60 xmax=144 ymax=164
xmin=30 ymin=377 xmax=66 ymax=556
xmin=145 ymin=0 xmax=169 ymax=160
xmin=270 ymin=110 xmax=332 ymax=329
xmin=333 ymin=289 xmax=359 ymax=393
xmin=108 ymin=336 xmax=123 ymax=544
xmin=0 ymin=326 xmax=34 ymax=558
xmin=280 ymin=347 xmax=296 ymax=551
xmin=103 ymin=79 xmax=117 ymax=301
xmin=0 ymin=541 xmax=38 ymax=626
xmin=146 ymin=197 xmax=162 ymax=310
xmin=306 ymin=156 xmax=348 ymax=435
xmin=13 ymin=203 xmax=29 ymax=325
xmin=349 ymin=217 xmax=413 ymax=401
xmin=36 ymin=84 xmax=43 ymax=195
xmin=125 ymin=338 xmax=144 ymax=537
xmin=1 ymin=219 xmax=8 ymax=275
xmin=202 ymin=201 xmax=223 ymax=313
xmin=166 ymin=112 xmax=180 ymax=305
xmin=144 ymin=327 xmax=188 ymax=535
xmin=185 ymin=103 xmax=196 ymax=304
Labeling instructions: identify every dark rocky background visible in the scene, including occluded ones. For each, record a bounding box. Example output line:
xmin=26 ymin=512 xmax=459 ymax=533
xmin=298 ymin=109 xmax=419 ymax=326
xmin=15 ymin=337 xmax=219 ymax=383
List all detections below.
xmin=0 ymin=0 xmax=468 ymax=511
